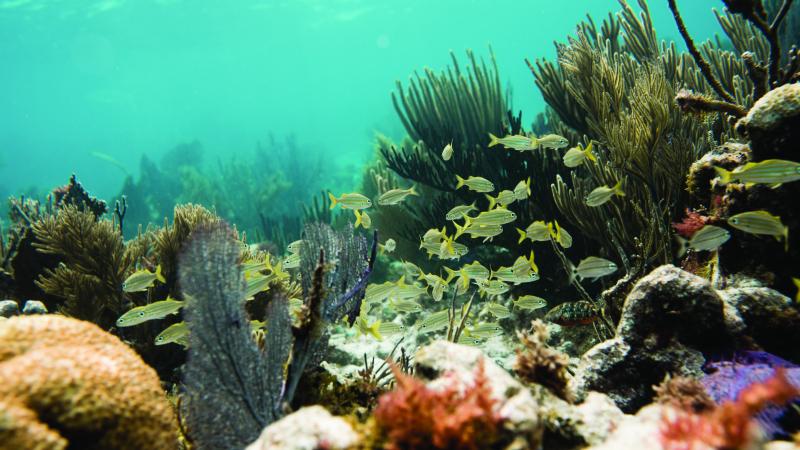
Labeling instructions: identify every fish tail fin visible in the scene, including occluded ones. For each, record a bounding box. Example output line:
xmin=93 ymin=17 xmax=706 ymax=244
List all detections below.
xmin=528 ymin=250 xmax=539 ymax=274
xmin=488 ymin=133 xmax=500 ymax=147
xmin=155 ymin=264 xmax=166 ymax=284
xmin=328 ymin=192 xmax=338 ymax=209
xmin=370 ymin=321 xmax=383 ymax=341
xmin=443 ymin=267 xmax=456 ymax=283
xmin=454 ymin=221 xmax=466 ymax=239
xmin=584 ymin=143 xmax=597 ymax=162
xmin=409 ymin=185 xmax=419 ymax=196
xmin=485 ymin=194 xmax=496 ymax=210
xmin=396 ymin=275 xmax=405 ymax=287
xmin=354 ymin=210 xmax=363 ymax=228
xmin=613 ymin=180 xmax=625 ymax=197
xmin=456 ymin=175 xmax=466 ymax=189
xmin=516 ymin=228 xmax=527 ymax=244
xmin=713 ymin=167 xmax=731 ymax=185
xmin=525 ymin=177 xmax=531 ymax=195
xmin=675 ymin=235 xmax=688 ymax=258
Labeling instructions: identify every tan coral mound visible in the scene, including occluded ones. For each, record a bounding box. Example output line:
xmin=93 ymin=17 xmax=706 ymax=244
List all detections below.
xmin=0 ymin=315 xmax=177 ymax=450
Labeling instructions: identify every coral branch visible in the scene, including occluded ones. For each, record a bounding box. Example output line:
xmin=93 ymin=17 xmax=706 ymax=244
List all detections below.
xmin=674 ymin=89 xmax=748 ymax=118
xmin=668 ymin=0 xmax=737 ymax=103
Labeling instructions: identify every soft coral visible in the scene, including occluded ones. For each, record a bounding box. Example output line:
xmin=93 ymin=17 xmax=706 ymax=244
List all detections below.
xmin=373 ymin=358 xmax=502 ymax=450
xmin=660 ymin=369 xmax=800 ymax=450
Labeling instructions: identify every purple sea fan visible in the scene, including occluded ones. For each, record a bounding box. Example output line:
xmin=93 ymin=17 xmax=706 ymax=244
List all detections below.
xmin=702 ymin=351 xmax=800 ymax=438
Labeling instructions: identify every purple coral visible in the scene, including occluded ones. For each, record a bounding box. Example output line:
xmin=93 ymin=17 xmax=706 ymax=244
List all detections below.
xmin=702 ymin=351 xmax=800 ymax=437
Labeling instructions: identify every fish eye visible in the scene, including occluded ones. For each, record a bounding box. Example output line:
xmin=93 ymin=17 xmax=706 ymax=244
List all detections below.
xmin=608 ymin=263 xmax=615 ymax=268
xmin=138 ymin=312 xmax=145 ymax=317
xmin=731 ymin=218 xmax=739 ymax=224
xmin=156 ymin=337 xmax=163 ymax=342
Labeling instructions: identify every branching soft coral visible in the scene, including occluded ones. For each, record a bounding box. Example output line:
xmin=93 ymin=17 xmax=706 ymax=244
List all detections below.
xmin=374 ymin=359 xmax=502 ymax=450
xmin=660 ymin=368 xmax=800 ymax=450
xmin=514 ymin=319 xmax=572 ymax=402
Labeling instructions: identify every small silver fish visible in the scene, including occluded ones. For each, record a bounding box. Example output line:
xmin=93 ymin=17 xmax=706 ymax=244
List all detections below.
xmin=155 ymin=321 xmax=188 ymax=346
xmin=486 ymin=190 xmax=517 ymax=209
xmin=513 ymin=177 xmax=531 ymax=201
xmin=488 ymin=133 xmax=535 ymax=151
xmin=715 ymin=159 xmax=800 ymax=186
xmin=514 ymin=295 xmax=548 ymax=311
xmin=585 ymin=181 xmax=625 ymax=207
xmin=728 ymin=210 xmax=788 ymax=244
xmin=116 ymin=297 xmax=183 ymax=327
xmin=688 ymin=225 xmax=730 ymax=251
xmin=455 ymin=175 xmax=495 ymax=193
xmin=457 ymin=334 xmax=486 ymax=346
xmin=286 ymin=240 xmax=304 ymax=254
xmin=378 ymin=186 xmax=418 ymax=205
xmin=442 ymin=142 xmax=454 ymax=161
xmin=562 ymin=142 xmax=596 ymax=167
xmin=517 ymin=221 xmax=550 ymax=243
xmin=422 ymin=227 xmax=446 ymax=243
xmin=282 ymin=253 xmax=301 ymax=269
xmin=378 ymin=321 xmax=406 ymax=336
xmin=244 ymin=274 xmax=272 ymax=299
xmin=365 ymin=281 xmax=398 ymax=304
xmin=486 ymin=302 xmax=512 ymax=319
xmin=551 ymin=221 xmax=573 ymax=248
xmin=389 ymin=298 xmax=423 ymax=313
xmin=416 ymin=309 xmax=450 ymax=334
xmin=328 ymin=192 xmax=372 ymax=210
xmin=467 ymin=321 xmax=504 ymax=338
xmin=478 ymin=279 xmax=510 ymax=295
xmin=469 ymin=208 xmax=517 ymax=227
xmin=354 ymin=209 xmax=372 ymax=229
xmin=575 ymin=256 xmax=617 ymax=281
xmin=122 ymin=265 xmax=166 ymax=292
xmin=446 ymin=202 xmax=478 ymax=221
xmin=532 ymin=133 xmax=569 ymax=150
xmin=379 ymin=238 xmax=396 ymax=253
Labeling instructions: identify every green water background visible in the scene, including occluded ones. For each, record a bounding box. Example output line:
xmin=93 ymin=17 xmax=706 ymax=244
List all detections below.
xmin=0 ymin=0 xmax=722 ymax=212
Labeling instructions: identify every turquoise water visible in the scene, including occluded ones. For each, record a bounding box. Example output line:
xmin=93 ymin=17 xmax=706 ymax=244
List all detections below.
xmin=0 ymin=0 xmax=720 ymax=217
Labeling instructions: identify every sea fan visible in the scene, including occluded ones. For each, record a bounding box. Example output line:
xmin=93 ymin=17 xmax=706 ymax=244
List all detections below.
xmin=179 ymin=223 xmax=291 ymax=450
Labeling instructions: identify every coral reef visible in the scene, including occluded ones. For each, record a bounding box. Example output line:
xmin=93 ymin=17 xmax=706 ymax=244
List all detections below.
xmin=0 ymin=315 xmax=177 ymax=450
xmin=571 ymin=264 xmax=799 ymax=412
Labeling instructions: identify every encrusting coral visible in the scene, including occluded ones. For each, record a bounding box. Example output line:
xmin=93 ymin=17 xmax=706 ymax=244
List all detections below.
xmin=0 ymin=315 xmax=177 ymax=450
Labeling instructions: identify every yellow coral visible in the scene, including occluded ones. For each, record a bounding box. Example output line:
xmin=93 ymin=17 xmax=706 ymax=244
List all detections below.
xmin=0 ymin=316 xmax=178 ymax=450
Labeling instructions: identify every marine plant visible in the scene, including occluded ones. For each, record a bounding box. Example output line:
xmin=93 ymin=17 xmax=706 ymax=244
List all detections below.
xmin=375 ymin=49 xmax=572 ymax=258
xmin=30 ymin=205 xmax=142 ymax=328
xmin=373 ymin=359 xmax=504 ymax=450
xmin=533 ymin=0 xmax=712 ymax=271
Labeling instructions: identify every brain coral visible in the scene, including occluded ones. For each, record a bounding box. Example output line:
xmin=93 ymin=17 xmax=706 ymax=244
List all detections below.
xmin=0 ymin=315 xmax=177 ymax=450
